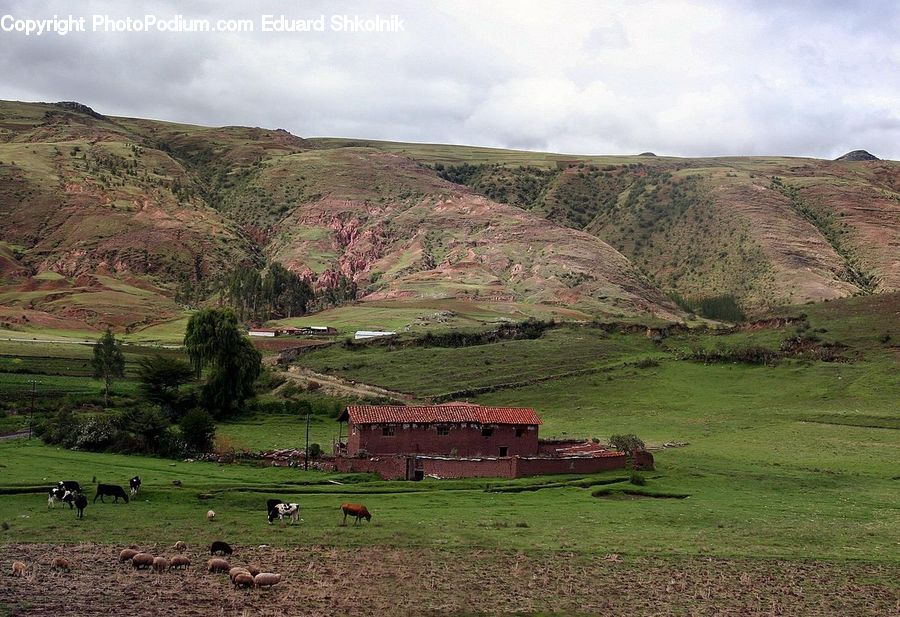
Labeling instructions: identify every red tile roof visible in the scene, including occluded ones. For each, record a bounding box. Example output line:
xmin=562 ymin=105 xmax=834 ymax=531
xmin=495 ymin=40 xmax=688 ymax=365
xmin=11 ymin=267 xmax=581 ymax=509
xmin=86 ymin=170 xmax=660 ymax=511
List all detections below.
xmin=342 ymin=404 xmax=542 ymax=426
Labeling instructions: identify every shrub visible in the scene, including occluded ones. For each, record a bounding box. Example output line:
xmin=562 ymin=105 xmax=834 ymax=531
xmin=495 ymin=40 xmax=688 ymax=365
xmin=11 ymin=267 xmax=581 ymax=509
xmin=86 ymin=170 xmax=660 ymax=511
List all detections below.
xmin=307 ymin=443 xmax=322 ymax=459
xmin=180 ymin=409 xmax=216 ymax=453
xmin=629 ymin=471 xmax=646 ymax=486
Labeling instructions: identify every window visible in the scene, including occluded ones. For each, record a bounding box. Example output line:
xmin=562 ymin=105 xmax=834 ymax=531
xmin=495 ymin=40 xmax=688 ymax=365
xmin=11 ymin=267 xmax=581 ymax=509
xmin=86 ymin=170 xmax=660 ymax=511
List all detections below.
xmin=382 ymin=426 xmax=395 ymax=437
xmin=499 ymin=446 xmax=509 ymax=456
xmin=437 ymin=425 xmax=449 ymax=436
xmin=481 ymin=427 xmax=493 ymax=437
xmin=515 ymin=427 xmax=525 ymax=438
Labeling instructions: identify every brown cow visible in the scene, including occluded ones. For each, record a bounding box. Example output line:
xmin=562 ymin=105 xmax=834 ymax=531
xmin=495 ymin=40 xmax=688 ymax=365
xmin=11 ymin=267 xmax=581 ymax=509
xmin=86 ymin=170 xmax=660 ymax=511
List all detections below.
xmin=340 ymin=503 xmax=372 ymax=525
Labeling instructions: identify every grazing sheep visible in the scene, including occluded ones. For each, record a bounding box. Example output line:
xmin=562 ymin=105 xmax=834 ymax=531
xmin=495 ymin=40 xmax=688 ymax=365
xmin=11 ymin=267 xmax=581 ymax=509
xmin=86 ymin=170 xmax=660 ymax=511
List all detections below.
xmin=209 ymin=540 xmax=232 ymax=556
xmin=131 ymin=553 xmax=155 ymax=570
xmin=173 ymin=541 xmax=187 ymax=552
xmin=119 ymin=548 xmax=139 ymax=563
xmin=50 ymin=557 xmax=70 ymax=572
xmin=207 ymin=558 xmax=230 ymax=573
xmin=12 ymin=561 xmax=27 ymax=577
xmin=254 ymin=572 xmax=281 ymax=588
xmin=232 ymin=572 xmax=254 ymax=589
xmin=152 ymin=557 xmax=169 ymax=574
xmin=169 ymin=555 xmax=191 ymax=570
xmin=206 ymin=510 xmax=216 ymax=521
xmin=247 ymin=564 xmax=261 ymax=577
xmin=229 ymin=566 xmax=250 ymax=580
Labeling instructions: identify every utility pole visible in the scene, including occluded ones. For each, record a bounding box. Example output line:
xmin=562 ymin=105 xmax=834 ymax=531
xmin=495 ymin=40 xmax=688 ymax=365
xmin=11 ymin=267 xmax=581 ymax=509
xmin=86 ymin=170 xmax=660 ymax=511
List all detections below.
xmin=28 ymin=379 xmax=41 ymax=439
xmin=304 ymin=407 xmax=311 ymax=470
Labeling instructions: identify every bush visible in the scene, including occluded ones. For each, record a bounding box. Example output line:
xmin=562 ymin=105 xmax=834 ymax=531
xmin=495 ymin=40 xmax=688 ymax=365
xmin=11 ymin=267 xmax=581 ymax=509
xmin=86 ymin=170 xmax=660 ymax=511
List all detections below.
xmin=629 ymin=471 xmax=646 ymax=486
xmin=307 ymin=443 xmax=322 ymax=459
xmin=180 ymin=409 xmax=216 ymax=453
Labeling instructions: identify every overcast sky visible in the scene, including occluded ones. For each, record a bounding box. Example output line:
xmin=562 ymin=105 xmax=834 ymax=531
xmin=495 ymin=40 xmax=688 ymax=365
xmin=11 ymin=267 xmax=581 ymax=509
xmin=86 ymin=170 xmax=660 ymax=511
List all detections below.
xmin=1 ymin=0 xmax=898 ymax=159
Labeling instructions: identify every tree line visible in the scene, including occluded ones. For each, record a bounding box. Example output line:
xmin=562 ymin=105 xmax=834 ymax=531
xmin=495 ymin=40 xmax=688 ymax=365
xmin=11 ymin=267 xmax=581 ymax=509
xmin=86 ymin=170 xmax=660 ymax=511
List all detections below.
xmin=221 ymin=262 xmax=357 ymax=323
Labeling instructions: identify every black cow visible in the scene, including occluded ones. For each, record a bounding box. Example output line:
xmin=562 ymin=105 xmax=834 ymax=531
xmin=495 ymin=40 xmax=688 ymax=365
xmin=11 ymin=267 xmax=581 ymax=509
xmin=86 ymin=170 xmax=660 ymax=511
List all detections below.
xmin=266 ymin=499 xmax=283 ymax=517
xmin=129 ymin=476 xmax=142 ymax=496
xmin=74 ymin=493 xmax=88 ymax=519
xmin=58 ymin=480 xmax=81 ymax=493
xmin=94 ymin=484 xmax=129 ymax=504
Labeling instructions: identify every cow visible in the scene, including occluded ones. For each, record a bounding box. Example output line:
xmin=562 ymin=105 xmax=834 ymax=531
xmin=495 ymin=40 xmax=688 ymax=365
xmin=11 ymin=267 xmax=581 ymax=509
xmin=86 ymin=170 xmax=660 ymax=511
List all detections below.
xmin=47 ymin=487 xmax=75 ymax=509
xmin=57 ymin=480 xmax=81 ymax=493
xmin=94 ymin=484 xmax=129 ymax=504
xmin=74 ymin=493 xmax=88 ymax=519
xmin=266 ymin=499 xmax=283 ymax=516
xmin=340 ymin=503 xmax=372 ymax=525
xmin=129 ymin=476 xmax=142 ymax=496
xmin=268 ymin=502 xmax=300 ymax=525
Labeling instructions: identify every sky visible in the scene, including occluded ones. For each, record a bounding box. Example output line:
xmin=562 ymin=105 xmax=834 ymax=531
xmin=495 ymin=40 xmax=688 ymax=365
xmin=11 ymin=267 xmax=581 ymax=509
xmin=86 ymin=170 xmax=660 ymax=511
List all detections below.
xmin=1 ymin=0 xmax=898 ymax=159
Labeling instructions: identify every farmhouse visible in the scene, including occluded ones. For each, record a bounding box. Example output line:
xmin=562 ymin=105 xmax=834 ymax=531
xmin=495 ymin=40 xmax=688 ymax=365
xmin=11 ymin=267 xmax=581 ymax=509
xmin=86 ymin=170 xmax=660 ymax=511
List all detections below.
xmin=333 ymin=403 xmax=653 ymax=480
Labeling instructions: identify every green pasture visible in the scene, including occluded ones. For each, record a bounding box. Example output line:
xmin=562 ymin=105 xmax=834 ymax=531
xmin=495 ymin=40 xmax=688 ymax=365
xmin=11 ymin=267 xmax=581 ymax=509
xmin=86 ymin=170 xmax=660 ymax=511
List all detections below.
xmin=0 ymin=294 xmax=896 ymax=564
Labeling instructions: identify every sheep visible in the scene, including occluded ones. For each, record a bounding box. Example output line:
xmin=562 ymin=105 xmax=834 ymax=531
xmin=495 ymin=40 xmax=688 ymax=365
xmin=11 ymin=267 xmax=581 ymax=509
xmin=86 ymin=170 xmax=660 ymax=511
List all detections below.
xmin=169 ymin=555 xmax=191 ymax=570
xmin=173 ymin=541 xmax=187 ymax=552
xmin=229 ymin=566 xmax=250 ymax=580
xmin=131 ymin=553 xmax=155 ymax=570
xmin=50 ymin=557 xmax=70 ymax=572
xmin=254 ymin=572 xmax=281 ymax=588
xmin=207 ymin=558 xmax=230 ymax=573
xmin=206 ymin=510 xmax=216 ymax=521
xmin=152 ymin=557 xmax=169 ymax=574
xmin=119 ymin=548 xmax=139 ymax=563
xmin=209 ymin=540 xmax=232 ymax=556
xmin=232 ymin=572 xmax=254 ymax=589
xmin=12 ymin=561 xmax=27 ymax=577
xmin=247 ymin=564 xmax=261 ymax=577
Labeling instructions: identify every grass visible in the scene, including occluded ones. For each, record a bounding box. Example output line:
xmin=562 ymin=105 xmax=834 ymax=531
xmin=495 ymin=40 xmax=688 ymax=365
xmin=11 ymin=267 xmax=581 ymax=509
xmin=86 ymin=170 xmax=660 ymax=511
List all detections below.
xmin=0 ymin=294 xmax=897 ymax=565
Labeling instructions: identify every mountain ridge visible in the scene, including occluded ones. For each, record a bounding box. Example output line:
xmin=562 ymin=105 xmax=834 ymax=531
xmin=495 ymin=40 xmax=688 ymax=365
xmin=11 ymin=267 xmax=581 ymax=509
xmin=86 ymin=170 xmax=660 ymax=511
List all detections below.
xmin=1 ymin=100 xmax=897 ymax=334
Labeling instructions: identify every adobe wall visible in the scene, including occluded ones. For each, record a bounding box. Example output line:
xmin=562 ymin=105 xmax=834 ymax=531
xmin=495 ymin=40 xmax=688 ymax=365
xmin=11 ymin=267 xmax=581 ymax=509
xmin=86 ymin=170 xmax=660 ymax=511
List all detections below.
xmin=332 ymin=455 xmax=408 ymax=480
xmin=420 ymin=457 xmax=516 ymax=479
xmin=349 ymin=423 xmax=539 ymax=457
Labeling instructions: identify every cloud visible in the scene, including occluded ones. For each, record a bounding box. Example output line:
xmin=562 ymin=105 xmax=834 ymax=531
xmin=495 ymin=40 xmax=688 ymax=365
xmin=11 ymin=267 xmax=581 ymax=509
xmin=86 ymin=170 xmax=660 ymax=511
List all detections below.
xmin=0 ymin=0 xmax=897 ymax=159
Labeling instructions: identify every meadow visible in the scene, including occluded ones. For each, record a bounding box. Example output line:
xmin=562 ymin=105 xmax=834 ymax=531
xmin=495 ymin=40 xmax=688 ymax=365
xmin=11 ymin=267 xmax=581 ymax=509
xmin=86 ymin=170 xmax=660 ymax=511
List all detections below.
xmin=0 ymin=295 xmax=895 ymax=563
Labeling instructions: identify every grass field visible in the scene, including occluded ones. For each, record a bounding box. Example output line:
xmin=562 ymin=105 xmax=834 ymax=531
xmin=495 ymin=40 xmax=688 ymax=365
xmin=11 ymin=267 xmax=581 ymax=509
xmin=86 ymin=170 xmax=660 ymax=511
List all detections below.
xmin=0 ymin=296 xmax=896 ymax=563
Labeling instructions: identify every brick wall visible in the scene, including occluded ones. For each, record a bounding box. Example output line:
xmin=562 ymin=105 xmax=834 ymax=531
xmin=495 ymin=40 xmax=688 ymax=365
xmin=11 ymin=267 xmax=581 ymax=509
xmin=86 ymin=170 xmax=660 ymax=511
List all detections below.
xmin=348 ymin=422 xmax=539 ymax=457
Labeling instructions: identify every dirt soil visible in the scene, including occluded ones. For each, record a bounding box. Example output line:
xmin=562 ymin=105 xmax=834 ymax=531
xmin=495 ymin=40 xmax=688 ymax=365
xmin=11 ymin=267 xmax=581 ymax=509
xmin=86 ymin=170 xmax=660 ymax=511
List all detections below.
xmin=1 ymin=544 xmax=897 ymax=616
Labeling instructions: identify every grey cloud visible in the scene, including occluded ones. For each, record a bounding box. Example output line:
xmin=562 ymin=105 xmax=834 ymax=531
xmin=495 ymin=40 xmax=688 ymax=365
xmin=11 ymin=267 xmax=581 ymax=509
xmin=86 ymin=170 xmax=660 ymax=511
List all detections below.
xmin=0 ymin=0 xmax=897 ymax=159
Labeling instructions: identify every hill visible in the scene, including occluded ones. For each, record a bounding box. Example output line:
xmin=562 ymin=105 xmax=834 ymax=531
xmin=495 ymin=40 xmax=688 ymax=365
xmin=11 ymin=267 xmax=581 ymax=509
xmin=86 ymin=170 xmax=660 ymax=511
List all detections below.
xmin=2 ymin=100 xmax=898 ymax=336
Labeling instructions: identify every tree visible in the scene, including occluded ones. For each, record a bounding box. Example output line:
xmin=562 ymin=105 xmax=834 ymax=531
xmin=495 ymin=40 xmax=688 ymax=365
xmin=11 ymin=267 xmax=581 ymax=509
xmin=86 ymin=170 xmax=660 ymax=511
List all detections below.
xmin=180 ymin=409 xmax=216 ymax=453
xmin=92 ymin=328 xmax=125 ymax=407
xmin=119 ymin=406 xmax=169 ymax=450
xmin=183 ymin=309 xmax=262 ymax=417
xmin=608 ymin=434 xmax=646 ymax=472
xmin=137 ymin=355 xmax=195 ymax=419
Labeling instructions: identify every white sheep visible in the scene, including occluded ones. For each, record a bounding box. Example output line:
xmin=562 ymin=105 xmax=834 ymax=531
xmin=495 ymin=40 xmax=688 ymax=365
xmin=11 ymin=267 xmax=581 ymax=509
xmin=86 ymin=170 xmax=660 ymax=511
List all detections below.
xmin=254 ymin=572 xmax=281 ymax=588
xmin=206 ymin=510 xmax=216 ymax=521
xmin=12 ymin=561 xmax=26 ymax=577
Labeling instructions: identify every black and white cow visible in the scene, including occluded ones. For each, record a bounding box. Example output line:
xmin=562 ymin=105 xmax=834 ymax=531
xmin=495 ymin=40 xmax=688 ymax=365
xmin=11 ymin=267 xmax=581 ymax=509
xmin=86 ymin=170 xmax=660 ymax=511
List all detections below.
xmin=47 ymin=487 xmax=76 ymax=509
xmin=57 ymin=480 xmax=81 ymax=493
xmin=129 ymin=476 xmax=142 ymax=496
xmin=268 ymin=502 xmax=300 ymax=525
